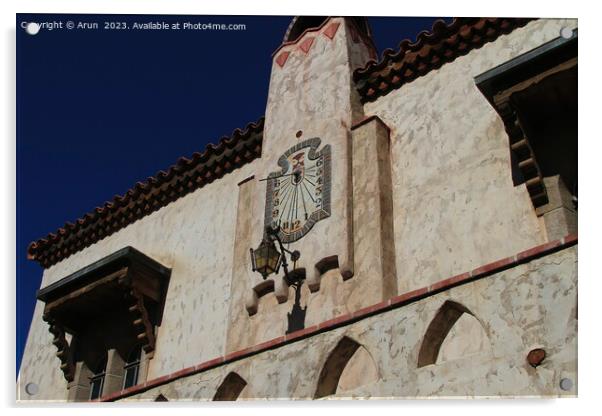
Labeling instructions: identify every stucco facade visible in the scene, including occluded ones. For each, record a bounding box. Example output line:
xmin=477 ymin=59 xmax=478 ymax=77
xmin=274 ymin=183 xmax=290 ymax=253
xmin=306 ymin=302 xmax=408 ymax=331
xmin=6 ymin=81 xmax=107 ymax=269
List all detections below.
xmin=365 ymin=18 xmax=577 ymax=294
xmin=18 ymin=16 xmax=578 ymax=401
xmin=117 ymin=244 xmax=579 ymax=400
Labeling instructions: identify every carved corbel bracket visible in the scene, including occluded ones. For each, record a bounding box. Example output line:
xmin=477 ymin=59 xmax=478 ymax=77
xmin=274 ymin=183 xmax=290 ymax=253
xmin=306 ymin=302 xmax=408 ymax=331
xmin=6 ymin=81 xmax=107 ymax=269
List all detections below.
xmin=494 ymin=98 xmax=548 ymax=208
xmin=123 ymin=286 xmax=156 ymax=354
xmin=36 ymin=247 xmax=171 ymax=384
xmin=42 ymin=313 xmax=75 ymax=382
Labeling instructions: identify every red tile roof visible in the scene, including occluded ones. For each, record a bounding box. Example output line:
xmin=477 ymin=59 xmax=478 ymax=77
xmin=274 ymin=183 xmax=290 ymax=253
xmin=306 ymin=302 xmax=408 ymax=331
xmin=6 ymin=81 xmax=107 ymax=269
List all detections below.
xmin=28 ymin=18 xmax=536 ymax=269
xmin=353 ymin=17 xmax=535 ymax=103
xmin=28 ymin=118 xmax=264 ymax=269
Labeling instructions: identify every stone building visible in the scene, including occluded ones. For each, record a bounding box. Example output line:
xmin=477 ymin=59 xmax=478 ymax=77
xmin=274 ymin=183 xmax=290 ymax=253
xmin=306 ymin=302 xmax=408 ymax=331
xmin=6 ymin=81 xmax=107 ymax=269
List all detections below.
xmin=18 ymin=16 xmax=578 ymax=401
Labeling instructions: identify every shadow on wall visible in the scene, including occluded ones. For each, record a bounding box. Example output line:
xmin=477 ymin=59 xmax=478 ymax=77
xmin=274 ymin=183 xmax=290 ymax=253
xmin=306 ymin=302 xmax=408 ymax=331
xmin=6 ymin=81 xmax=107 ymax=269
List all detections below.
xmin=154 ymin=300 xmax=492 ymax=400
xmin=417 ymin=300 xmax=490 ymax=368
xmin=213 ymin=372 xmax=248 ymax=401
xmin=314 ymin=336 xmax=379 ymax=398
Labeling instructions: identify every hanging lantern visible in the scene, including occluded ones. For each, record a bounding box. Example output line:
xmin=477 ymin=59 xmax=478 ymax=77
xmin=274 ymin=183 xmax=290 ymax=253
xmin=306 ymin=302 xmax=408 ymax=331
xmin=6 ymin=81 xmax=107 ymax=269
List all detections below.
xmin=250 ymin=238 xmax=283 ymax=279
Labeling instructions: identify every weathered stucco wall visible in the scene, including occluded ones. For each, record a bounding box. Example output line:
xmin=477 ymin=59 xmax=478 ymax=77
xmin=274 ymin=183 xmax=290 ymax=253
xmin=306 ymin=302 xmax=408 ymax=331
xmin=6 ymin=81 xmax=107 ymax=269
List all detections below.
xmin=225 ymin=18 xmax=379 ymax=353
xmin=119 ymin=245 xmax=577 ymax=400
xmin=364 ymin=18 xmax=578 ymax=294
xmin=18 ymin=18 xmax=578 ymax=402
xmin=17 ymin=159 xmax=259 ymax=401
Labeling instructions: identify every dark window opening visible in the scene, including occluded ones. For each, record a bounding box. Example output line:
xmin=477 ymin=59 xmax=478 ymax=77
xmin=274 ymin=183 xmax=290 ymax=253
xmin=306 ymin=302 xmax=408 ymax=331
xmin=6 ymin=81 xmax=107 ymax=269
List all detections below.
xmin=89 ymin=354 xmax=107 ymax=400
xmin=510 ymin=64 xmax=577 ymax=207
xmin=123 ymin=346 xmax=142 ymax=389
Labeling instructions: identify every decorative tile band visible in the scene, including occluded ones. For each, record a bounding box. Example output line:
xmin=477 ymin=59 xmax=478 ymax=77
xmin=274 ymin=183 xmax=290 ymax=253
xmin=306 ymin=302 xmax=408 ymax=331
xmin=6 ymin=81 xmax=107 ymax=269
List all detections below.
xmin=273 ymin=17 xmax=377 ymax=69
xmin=98 ymin=234 xmax=577 ymax=402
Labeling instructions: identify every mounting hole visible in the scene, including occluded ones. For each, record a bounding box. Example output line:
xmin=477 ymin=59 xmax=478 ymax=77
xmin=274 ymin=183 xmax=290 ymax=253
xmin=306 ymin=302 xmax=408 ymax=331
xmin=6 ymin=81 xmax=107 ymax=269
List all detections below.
xmin=559 ymin=378 xmax=573 ymax=391
xmin=560 ymin=27 xmax=573 ymax=39
xmin=25 ymin=22 xmax=40 ymax=35
xmin=25 ymin=382 xmax=39 ymax=395
xmin=295 ymin=130 xmax=303 ymax=138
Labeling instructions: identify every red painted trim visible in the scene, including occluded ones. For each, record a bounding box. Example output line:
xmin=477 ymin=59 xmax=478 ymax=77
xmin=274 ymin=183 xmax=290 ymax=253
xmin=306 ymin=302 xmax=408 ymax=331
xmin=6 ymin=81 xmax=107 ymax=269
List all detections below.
xmin=517 ymin=240 xmax=563 ymax=262
xmin=323 ymin=22 xmax=340 ymax=40
xmin=317 ymin=314 xmax=352 ymax=331
xmin=471 ymin=255 xmax=517 ymax=278
xmin=299 ymin=37 xmax=315 ymax=54
xmin=223 ymin=346 xmax=255 ymax=363
xmin=352 ymin=300 xmax=390 ymax=318
xmin=272 ymin=17 xmax=377 ymax=58
xmin=143 ymin=374 xmax=171 ymax=390
xmin=284 ymin=324 xmax=319 ymax=342
xmin=170 ymin=366 xmax=196 ymax=379
xmin=99 ymin=234 xmax=577 ymax=402
xmin=253 ymin=336 xmax=285 ymax=352
xmin=272 ymin=17 xmax=333 ymax=57
xmin=275 ymin=51 xmax=290 ymax=68
xmin=195 ymin=356 xmax=224 ymax=372
xmin=390 ymin=287 xmax=429 ymax=307
xmin=428 ymin=272 xmax=471 ymax=293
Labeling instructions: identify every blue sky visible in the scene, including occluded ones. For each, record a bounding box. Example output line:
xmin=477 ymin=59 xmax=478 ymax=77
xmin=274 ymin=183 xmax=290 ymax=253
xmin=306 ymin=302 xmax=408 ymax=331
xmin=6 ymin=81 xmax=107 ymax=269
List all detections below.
xmin=16 ymin=14 xmax=450 ymax=373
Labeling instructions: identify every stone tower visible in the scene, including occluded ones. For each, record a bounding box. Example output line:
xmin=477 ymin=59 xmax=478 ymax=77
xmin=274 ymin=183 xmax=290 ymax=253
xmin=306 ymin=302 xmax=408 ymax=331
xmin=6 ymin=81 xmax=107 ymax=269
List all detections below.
xmin=226 ymin=17 xmax=398 ymax=352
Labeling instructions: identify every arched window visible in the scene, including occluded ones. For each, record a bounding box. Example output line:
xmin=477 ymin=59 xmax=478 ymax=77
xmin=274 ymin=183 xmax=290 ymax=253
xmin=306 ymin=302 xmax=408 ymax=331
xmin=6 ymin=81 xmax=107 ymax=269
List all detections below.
xmin=314 ymin=336 xmax=378 ymax=398
xmin=417 ymin=300 xmax=490 ymax=367
xmin=213 ymin=372 xmax=247 ymax=401
xmin=123 ymin=345 xmax=142 ymax=389
xmin=89 ymin=353 xmax=107 ymax=400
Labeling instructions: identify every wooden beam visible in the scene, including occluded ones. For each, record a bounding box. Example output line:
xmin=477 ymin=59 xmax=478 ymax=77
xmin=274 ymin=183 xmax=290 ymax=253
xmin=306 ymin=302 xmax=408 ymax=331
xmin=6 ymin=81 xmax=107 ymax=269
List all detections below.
xmin=122 ymin=287 xmax=156 ymax=353
xmin=43 ymin=267 xmax=129 ymax=315
xmin=493 ymin=58 xmax=577 ymax=106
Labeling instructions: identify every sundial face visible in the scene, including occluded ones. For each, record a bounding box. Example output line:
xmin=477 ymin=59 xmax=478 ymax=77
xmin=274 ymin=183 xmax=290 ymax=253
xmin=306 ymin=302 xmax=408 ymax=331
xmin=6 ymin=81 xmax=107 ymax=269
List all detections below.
xmin=264 ymin=138 xmax=331 ymax=243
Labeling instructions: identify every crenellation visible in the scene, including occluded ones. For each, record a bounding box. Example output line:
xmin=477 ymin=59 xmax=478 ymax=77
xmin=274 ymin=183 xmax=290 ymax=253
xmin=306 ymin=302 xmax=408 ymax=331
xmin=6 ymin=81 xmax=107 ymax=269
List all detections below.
xmin=18 ymin=17 xmax=578 ymax=401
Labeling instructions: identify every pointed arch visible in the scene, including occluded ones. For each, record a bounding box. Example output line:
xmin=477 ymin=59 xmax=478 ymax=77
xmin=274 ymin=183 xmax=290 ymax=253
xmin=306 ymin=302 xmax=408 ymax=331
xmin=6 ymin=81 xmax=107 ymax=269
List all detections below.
xmin=213 ymin=372 xmax=248 ymax=401
xmin=314 ymin=336 xmax=378 ymax=398
xmin=417 ymin=300 xmax=489 ymax=368
xmin=154 ymin=394 xmax=168 ymax=401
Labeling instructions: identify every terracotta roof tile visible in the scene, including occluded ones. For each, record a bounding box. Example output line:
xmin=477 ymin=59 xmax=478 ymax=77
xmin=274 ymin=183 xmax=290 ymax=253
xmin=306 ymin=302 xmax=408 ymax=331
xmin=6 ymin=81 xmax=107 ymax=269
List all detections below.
xmin=353 ymin=17 xmax=535 ymax=103
xmin=28 ymin=117 xmax=264 ymax=269
xmin=28 ymin=19 xmax=535 ymax=269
